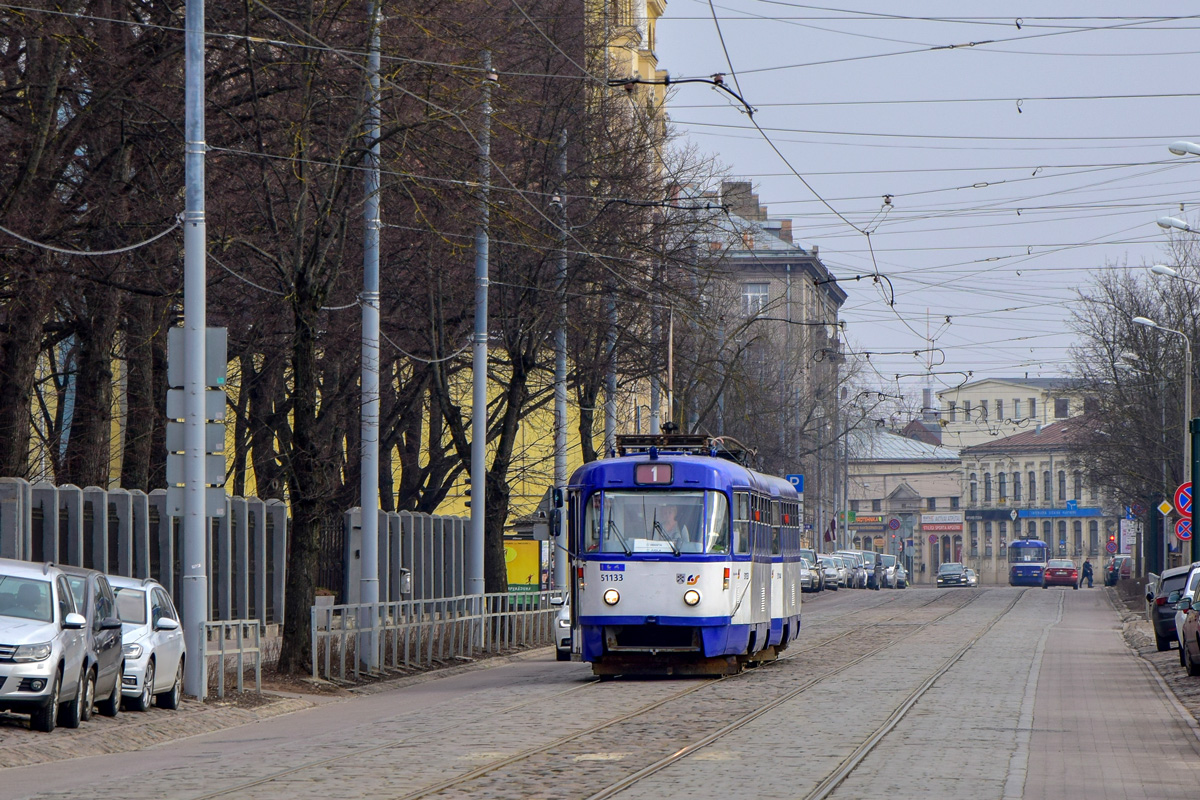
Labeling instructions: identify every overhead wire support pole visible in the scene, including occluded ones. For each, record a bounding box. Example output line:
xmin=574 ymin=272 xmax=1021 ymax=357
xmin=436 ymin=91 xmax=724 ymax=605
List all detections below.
xmin=359 ymin=0 xmax=382 ymax=671
xmin=182 ymin=0 xmax=208 ymax=699
xmin=553 ymin=128 xmax=568 ymax=592
xmin=470 ymin=52 xmax=495 ymax=601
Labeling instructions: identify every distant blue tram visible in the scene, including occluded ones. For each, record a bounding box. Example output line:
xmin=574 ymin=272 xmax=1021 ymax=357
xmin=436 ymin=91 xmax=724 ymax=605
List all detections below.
xmin=566 ymin=435 xmax=803 ymax=677
xmin=1008 ymin=538 xmax=1049 ymax=586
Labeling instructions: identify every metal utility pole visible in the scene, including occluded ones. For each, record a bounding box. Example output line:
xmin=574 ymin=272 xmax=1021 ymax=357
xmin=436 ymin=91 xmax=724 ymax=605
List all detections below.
xmin=181 ymin=0 xmax=208 ymax=698
xmin=553 ymin=129 xmax=568 ymax=591
xmin=604 ymin=298 xmax=617 ymax=456
xmin=470 ymin=53 xmax=494 ymax=599
xmin=359 ymin=0 xmax=382 ymax=670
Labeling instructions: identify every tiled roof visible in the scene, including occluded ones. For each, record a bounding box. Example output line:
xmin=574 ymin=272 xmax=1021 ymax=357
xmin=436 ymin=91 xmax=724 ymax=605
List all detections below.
xmin=848 ymin=428 xmax=959 ymax=461
xmin=960 ymin=417 xmax=1088 ymax=456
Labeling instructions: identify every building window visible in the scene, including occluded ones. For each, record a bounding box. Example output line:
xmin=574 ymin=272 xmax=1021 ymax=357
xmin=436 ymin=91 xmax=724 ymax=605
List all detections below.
xmin=872 ymin=499 xmax=881 ymax=512
xmin=996 ymin=399 xmax=1004 ymax=420
xmin=1027 ymin=520 xmax=1037 ymax=538
xmin=1073 ymin=471 xmax=1082 ymax=501
xmin=969 ymin=473 xmax=978 ymax=504
xmin=950 ymin=496 xmax=960 ymax=509
xmin=1013 ymin=472 xmax=1022 ymax=501
xmin=1043 ymin=520 xmax=1053 ymax=544
xmin=926 ymin=497 xmax=937 ymax=511
xmin=743 ymin=282 xmax=769 ymax=315
xmin=984 ymin=473 xmax=992 ymax=503
xmin=1029 ymin=398 xmax=1037 ymax=419
xmin=980 ymin=400 xmax=989 ymax=420
xmin=964 ymin=400 xmax=972 ymax=418
xmin=1073 ymin=520 xmax=1083 ymax=556
xmin=1089 ymin=520 xmax=1099 ymax=555
xmin=1058 ymin=470 xmax=1066 ymax=501
xmin=970 ymin=522 xmax=979 ymax=557
xmin=1057 ymin=520 xmax=1067 ymax=553
xmin=1054 ymin=398 xmax=1069 ymax=418
xmin=1084 ymin=396 xmax=1099 ymax=414
xmin=948 ymin=401 xmax=957 ymax=422
xmin=999 ymin=473 xmax=1007 ymax=501
xmin=1028 ymin=471 xmax=1037 ymax=502
xmin=1013 ymin=399 xmax=1021 ymax=418
xmin=850 ymin=499 xmax=860 ymax=513
xmin=1043 ymin=470 xmax=1051 ymax=501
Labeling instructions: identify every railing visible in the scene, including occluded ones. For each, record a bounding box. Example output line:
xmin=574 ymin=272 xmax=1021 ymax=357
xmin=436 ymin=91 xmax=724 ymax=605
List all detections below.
xmin=311 ymin=590 xmax=565 ymax=683
xmin=201 ymin=619 xmax=262 ymax=699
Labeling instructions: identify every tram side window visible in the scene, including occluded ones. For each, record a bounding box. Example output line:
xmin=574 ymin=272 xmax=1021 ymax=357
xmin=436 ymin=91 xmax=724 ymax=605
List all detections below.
xmin=705 ymin=491 xmax=731 ymax=554
xmin=584 ymin=493 xmax=602 ymax=552
xmin=770 ymin=500 xmax=781 ymax=555
xmin=733 ymin=492 xmax=750 ymax=555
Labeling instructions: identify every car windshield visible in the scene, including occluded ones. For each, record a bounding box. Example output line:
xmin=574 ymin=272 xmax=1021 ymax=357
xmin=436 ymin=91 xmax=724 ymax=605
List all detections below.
xmin=938 ymin=563 xmax=962 ymax=574
xmin=1163 ymin=574 xmax=1188 ymax=594
xmin=880 ymin=554 xmax=897 ymax=567
xmin=66 ymin=575 xmax=87 ymax=612
xmin=584 ymin=491 xmax=728 ymax=554
xmin=860 ymin=552 xmax=877 ymax=566
xmin=1009 ymin=543 xmax=1047 ymax=564
xmin=0 ymin=574 xmax=53 ymax=622
xmin=114 ymin=588 xmax=147 ymax=624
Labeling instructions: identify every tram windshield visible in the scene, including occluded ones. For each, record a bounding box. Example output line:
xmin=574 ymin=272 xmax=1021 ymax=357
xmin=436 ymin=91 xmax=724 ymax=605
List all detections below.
xmin=1008 ymin=541 xmax=1048 ymax=564
xmin=583 ymin=491 xmax=730 ymax=555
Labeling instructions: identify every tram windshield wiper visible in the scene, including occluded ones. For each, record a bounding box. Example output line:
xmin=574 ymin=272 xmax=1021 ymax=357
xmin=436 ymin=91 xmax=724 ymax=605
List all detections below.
xmin=607 ymin=517 xmax=632 ymax=556
xmin=651 ymin=510 xmax=682 ymax=556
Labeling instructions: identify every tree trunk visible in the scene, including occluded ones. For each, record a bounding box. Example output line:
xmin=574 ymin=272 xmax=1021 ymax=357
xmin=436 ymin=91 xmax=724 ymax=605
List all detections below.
xmin=118 ymin=294 xmax=159 ymax=491
xmin=61 ymin=289 xmax=120 ymax=487
xmin=0 ymin=276 xmax=52 ymax=478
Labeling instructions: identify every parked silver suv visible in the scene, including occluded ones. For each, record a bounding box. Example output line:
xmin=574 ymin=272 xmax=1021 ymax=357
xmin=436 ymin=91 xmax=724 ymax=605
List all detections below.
xmin=0 ymin=558 xmax=88 ymax=732
xmin=109 ymin=575 xmax=185 ymax=711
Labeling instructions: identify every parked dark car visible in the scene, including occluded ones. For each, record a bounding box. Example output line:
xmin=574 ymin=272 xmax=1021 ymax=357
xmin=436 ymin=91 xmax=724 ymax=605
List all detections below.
xmin=59 ymin=567 xmax=124 ymax=720
xmin=1104 ymin=555 xmax=1132 ymax=586
xmin=1146 ymin=564 xmax=1195 ymax=651
xmin=936 ymin=562 xmax=968 ymax=587
xmin=1175 ymin=592 xmax=1200 ymax=676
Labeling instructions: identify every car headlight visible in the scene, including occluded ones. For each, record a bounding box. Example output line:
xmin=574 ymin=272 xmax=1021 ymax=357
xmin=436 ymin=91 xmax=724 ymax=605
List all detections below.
xmin=683 ymin=589 xmax=701 ymax=606
xmin=123 ymin=643 xmax=143 ymax=659
xmin=12 ymin=643 xmax=52 ymax=662
xmin=556 ymin=618 xmax=570 ymax=628
xmin=603 ymin=589 xmax=620 ymax=605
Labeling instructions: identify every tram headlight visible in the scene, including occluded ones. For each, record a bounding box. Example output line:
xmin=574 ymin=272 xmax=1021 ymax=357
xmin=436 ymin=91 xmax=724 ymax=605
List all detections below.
xmin=683 ymin=589 xmax=701 ymax=606
xmin=603 ymin=589 xmax=620 ymax=605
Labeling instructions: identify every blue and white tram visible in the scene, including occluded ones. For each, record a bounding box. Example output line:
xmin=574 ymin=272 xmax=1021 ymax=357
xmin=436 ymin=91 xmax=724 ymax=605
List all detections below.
xmin=566 ymin=439 xmax=802 ymax=676
xmin=1008 ymin=538 xmax=1049 ymax=586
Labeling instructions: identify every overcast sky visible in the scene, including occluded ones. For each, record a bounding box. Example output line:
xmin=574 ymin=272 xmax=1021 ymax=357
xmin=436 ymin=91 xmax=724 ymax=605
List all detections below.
xmin=655 ymin=1 xmax=1200 ymax=407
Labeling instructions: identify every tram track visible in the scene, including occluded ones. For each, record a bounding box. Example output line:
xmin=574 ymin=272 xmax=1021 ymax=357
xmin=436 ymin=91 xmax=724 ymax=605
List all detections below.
xmin=180 ymin=589 xmax=965 ymax=800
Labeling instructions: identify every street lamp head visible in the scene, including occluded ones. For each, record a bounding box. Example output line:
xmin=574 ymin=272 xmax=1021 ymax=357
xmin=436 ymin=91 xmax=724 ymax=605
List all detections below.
xmin=1158 ymin=216 xmax=1193 ymax=233
xmin=1132 ymin=316 xmax=1159 ymax=328
xmin=1150 ymin=264 xmax=1180 ymax=278
xmin=1169 ymin=140 xmax=1200 ymax=157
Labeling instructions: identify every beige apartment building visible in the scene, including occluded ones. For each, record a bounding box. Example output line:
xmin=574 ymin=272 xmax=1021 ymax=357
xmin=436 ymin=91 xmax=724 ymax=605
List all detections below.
xmin=937 ymin=377 xmax=1095 ymax=450
xmin=842 ymin=428 xmax=961 ymax=585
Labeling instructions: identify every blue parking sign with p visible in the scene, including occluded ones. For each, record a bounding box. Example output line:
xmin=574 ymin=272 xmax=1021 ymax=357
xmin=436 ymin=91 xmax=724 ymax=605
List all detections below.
xmin=786 ymin=474 xmax=804 ymax=492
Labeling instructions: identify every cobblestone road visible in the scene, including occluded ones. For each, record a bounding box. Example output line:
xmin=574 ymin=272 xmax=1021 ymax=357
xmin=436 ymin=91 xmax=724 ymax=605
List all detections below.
xmin=4 ymin=586 xmax=1199 ymax=800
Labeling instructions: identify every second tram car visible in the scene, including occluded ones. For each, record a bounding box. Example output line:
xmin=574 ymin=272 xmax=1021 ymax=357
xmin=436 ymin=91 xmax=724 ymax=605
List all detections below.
xmin=567 ymin=435 xmax=803 ymax=676
xmin=1008 ymin=538 xmax=1049 ymax=586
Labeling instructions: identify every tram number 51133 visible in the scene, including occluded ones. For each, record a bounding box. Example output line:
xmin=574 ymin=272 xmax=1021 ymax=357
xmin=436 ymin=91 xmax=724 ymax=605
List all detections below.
xmin=600 ymin=573 xmax=624 ymax=582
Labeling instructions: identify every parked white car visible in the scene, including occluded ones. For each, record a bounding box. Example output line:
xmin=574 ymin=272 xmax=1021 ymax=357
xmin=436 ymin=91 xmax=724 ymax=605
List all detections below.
xmin=551 ymin=594 xmax=571 ymax=662
xmin=0 ymin=558 xmax=88 ymax=732
xmin=109 ymin=576 xmax=185 ymax=711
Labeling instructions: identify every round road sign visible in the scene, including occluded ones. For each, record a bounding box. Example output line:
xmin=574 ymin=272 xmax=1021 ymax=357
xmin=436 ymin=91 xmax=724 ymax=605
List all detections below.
xmin=928 ymin=534 xmax=937 ymax=544
xmin=1176 ymin=482 xmax=1192 ymax=519
xmin=1132 ymin=502 xmax=1148 ymax=517
xmin=1105 ymin=540 xmax=1118 ymax=554
xmin=1178 ymin=519 xmax=1194 ymax=541
xmin=888 ymin=518 xmax=900 ymax=530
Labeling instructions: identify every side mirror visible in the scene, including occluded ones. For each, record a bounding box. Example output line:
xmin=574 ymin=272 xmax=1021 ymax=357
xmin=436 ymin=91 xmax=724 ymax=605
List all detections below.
xmin=1177 ymin=597 xmax=1193 ymax=612
xmin=100 ymin=616 xmax=123 ymax=631
xmin=549 ymin=596 xmax=565 ymax=607
xmin=154 ymin=617 xmax=180 ymax=631
xmin=62 ymin=612 xmax=86 ymax=630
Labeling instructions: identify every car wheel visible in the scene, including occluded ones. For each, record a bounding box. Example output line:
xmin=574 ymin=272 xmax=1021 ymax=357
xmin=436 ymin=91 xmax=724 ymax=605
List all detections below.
xmin=156 ymin=659 xmax=182 ymax=710
xmin=1186 ymin=641 xmax=1200 ymax=677
xmin=58 ymin=669 xmax=85 ymax=729
xmin=29 ymin=671 xmax=60 ymax=733
xmin=1182 ymin=642 xmax=1188 ymax=667
xmin=132 ymin=659 xmax=155 ymax=712
xmin=1157 ymin=633 xmax=1172 ymax=652
xmin=79 ymin=668 xmax=96 ymax=722
xmin=96 ymin=662 xmax=123 ymax=718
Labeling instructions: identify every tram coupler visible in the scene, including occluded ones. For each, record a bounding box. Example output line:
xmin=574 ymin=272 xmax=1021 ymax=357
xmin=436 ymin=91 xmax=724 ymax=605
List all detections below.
xmin=591 ymin=654 xmax=741 ymax=678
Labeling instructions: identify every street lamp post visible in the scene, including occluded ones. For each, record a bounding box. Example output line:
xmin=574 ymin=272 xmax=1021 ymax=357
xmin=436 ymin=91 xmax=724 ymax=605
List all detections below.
xmin=1133 ymin=315 xmax=1193 ymax=562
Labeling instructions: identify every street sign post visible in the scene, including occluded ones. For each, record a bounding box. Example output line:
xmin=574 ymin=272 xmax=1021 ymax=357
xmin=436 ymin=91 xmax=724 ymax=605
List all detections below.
xmin=1106 ymin=540 xmax=1118 ymax=554
xmin=785 ymin=474 xmax=804 ymax=492
xmin=1175 ymin=482 xmax=1192 ymax=519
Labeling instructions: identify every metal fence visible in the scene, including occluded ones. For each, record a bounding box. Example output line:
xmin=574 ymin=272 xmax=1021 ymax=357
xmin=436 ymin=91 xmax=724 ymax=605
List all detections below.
xmin=311 ymin=590 xmax=565 ymax=682
xmin=201 ymin=619 xmax=263 ymax=699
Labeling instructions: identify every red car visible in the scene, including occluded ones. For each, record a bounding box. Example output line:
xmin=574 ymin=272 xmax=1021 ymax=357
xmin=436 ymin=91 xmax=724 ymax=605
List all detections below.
xmin=1043 ymin=559 xmax=1079 ymax=588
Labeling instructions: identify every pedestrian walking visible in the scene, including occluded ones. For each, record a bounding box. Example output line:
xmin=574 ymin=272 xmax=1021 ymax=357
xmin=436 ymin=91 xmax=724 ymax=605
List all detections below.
xmin=873 ymin=559 xmax=884 ymax=591
xmin=1081 ymin=559 xmax=1094 ymax=589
